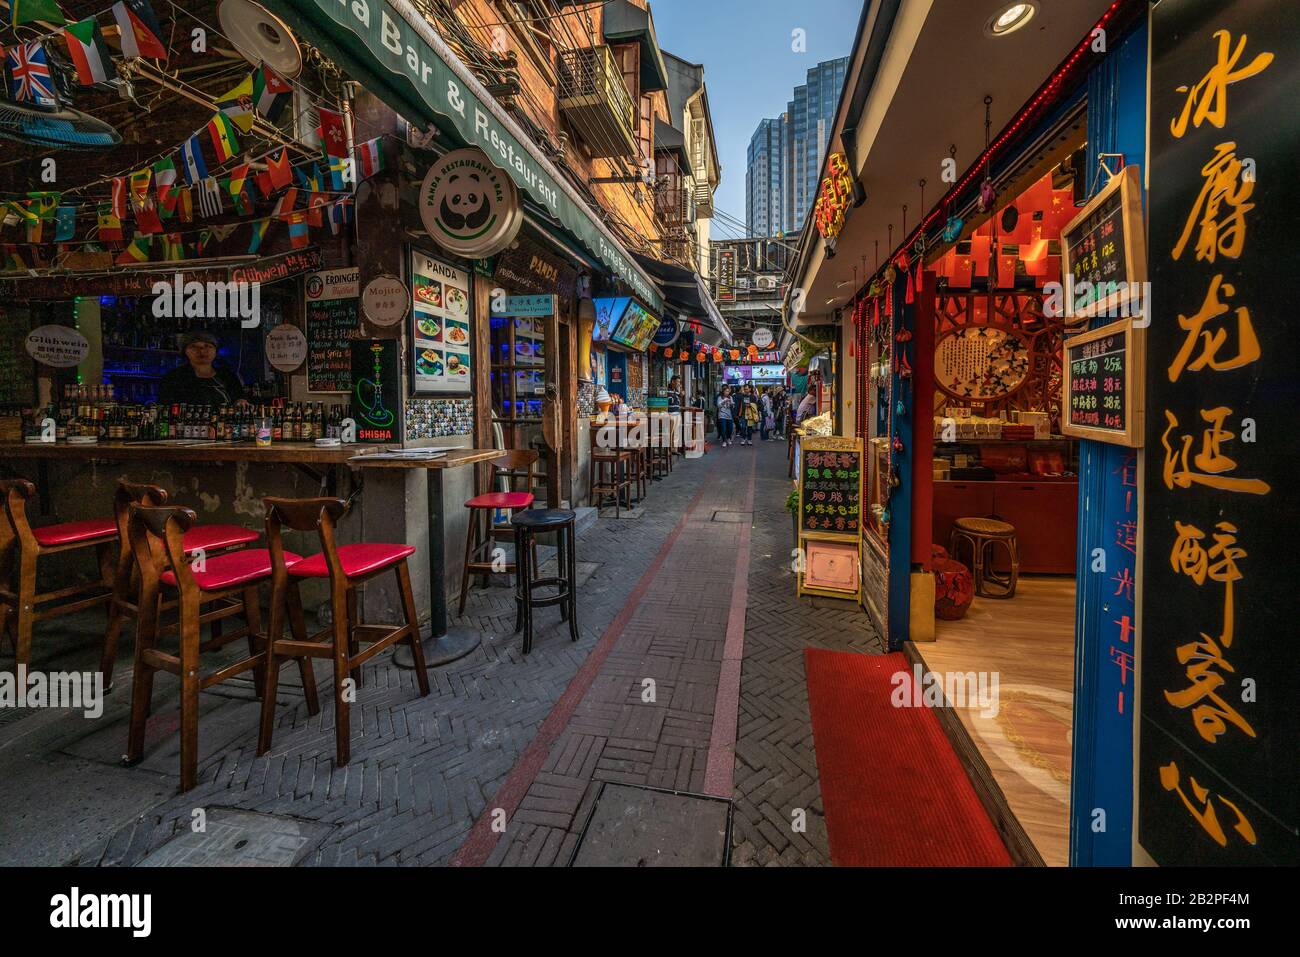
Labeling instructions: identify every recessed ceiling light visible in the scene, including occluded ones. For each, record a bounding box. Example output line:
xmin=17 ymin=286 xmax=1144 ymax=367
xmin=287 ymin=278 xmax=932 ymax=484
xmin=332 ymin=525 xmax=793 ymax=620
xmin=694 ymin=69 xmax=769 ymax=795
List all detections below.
xmin=825 ymin=298 xmax=838 ymax=305
xmin=984 ymin=2 xmax=1037 ymax=37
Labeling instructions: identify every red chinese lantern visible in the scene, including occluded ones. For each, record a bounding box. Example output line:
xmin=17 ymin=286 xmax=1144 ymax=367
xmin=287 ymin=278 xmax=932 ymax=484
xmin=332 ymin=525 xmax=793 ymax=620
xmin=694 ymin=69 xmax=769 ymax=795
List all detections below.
xmin=713 ymin=349 xmax=723 ymax=363
xmin=696 ymin=351 xmax=705 ymax=362
xmin=729 ymin=348 xmax=740 ymax=361
xmin=663 ymin=347 xmax=673 ymax=359
xmin=648 ymin=343 xmax=658 ymax=354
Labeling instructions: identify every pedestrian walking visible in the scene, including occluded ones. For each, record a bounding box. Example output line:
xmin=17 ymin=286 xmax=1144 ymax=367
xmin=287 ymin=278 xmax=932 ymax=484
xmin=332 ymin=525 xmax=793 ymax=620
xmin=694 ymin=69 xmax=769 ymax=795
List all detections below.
xmin=737 ymin=384 xmax=759 ymax=445
xmin=760 ymin=388 xmax=773 ymax=441
xmin=716 ymin=385 xmax=735 ymax=447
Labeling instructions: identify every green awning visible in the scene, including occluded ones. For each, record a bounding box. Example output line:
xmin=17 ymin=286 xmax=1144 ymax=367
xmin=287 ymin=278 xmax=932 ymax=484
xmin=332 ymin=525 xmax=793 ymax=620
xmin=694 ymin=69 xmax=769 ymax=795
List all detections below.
xmin=603 ymin=0 xmax=671 ymax=93
xmin=264 ymin=0 xmax=663 ymax=312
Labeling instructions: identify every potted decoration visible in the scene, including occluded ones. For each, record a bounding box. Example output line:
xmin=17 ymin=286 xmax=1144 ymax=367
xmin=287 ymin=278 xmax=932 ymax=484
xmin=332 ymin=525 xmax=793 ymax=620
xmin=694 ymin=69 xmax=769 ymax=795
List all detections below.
xmin=785 ymin=485 xmax=800 ymax=550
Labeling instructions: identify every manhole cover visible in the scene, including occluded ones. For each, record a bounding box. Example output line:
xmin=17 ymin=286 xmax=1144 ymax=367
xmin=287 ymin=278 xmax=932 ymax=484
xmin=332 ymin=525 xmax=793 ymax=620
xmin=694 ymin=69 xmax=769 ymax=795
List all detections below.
xmin=136 ymin=809 xmax=331 ymax=867
xmin=712 ymin=511 xmax=753 ymax=523
xmin=570 ymin=783 xmax=731 ymax=867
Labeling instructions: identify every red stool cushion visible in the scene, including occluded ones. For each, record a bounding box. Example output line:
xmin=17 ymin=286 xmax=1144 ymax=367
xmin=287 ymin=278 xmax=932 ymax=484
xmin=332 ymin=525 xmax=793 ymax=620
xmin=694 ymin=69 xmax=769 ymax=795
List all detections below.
xmin=161 ymin=549 xmax=302 ymax=592
xmin=465 ymin=492 xmax=534 ymax=510
xmin=32 ymin=517 xmax=118 ymax=547
xmin=288 ymin=543 xmax=416 ymax=580
xmin=182 ymin=523 xmax=260 ymax=554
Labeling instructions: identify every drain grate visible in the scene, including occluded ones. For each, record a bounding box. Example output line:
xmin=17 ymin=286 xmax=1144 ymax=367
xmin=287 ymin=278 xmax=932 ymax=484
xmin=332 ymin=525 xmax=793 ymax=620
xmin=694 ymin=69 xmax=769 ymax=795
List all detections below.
xmin=569 ymin=782 xmax=732 ymax=867
xmin=136 ymin=808 xmax=332 ymax=867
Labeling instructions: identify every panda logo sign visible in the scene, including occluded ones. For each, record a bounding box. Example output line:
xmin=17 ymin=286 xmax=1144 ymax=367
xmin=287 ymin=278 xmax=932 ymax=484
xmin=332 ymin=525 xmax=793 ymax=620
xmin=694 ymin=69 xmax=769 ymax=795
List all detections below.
xmin=419 ymin=148 xmax=522 ymax=257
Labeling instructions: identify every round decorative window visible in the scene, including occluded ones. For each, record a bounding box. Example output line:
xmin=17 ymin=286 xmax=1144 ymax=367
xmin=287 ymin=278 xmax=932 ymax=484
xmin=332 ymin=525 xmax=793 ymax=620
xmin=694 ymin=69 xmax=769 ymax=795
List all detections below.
xmin=935 ymin=327 xmax=1031 ymax=399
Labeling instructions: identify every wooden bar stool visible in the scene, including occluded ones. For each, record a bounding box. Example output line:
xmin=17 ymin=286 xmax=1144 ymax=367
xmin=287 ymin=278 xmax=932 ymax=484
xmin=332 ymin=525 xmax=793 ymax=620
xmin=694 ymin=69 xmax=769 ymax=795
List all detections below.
xmin=458 ymin=450 xmax=539 ymax=616
xmin=258 ymin=497 xmax=429 ymax=768
xmin=101 ymin=481 xmax=261 ymax=690
xmin=0 ymin=479 xmax=117 ymax=676
xmin=950 ymin=517 xmax=1021 ymax=599
xmin=123 ymin=504 xmax=309 ymax=793
xmin=589 ymin=422 xmax=634 ymax=516
xmin=647 ymin=414 xmax=673 ymax=480
xmin=511 ymin=508 xmax=579 ymax=654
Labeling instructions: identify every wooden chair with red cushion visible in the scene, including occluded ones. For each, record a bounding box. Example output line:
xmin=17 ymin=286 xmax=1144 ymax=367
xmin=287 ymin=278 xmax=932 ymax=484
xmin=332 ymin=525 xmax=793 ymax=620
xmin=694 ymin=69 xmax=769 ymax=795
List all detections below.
xmin=258 ymin=497 xmax=429 ymax=768
xmin=0 ymin=478 xmax=117 ymax=676
xmin=458 ymin=449 xmax=539 ymax=616
xmin=123 ymin=504 xmax=314 ymax=793
xmin=101 ymin=480 xmax=261 ymax=690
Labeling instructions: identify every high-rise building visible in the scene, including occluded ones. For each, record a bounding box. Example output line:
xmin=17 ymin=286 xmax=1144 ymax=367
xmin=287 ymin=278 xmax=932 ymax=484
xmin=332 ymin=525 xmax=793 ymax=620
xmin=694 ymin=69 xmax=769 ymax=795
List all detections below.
xmin=746 ymin=118 xmax=784 ymax=238
xmin=745 ymin=57 xmax=848 ymax=237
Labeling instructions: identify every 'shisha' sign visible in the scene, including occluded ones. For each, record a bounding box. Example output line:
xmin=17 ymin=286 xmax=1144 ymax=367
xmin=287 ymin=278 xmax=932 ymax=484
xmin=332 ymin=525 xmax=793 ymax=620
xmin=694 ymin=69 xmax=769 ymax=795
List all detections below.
xmin=419 ymin=148 xmax=522 ymax=258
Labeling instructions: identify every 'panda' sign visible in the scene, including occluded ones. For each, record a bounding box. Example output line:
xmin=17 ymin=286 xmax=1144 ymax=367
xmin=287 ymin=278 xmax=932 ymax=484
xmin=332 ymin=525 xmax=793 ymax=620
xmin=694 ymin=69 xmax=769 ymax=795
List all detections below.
xmin=419 ymin=148 xmax=523 ymax=258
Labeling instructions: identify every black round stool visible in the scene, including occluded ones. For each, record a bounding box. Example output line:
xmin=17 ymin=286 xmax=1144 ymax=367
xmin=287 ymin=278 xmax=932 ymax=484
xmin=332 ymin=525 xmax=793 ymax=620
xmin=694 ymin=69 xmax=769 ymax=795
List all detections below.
xmin=511 ymin=508 xmax=579 ymax=654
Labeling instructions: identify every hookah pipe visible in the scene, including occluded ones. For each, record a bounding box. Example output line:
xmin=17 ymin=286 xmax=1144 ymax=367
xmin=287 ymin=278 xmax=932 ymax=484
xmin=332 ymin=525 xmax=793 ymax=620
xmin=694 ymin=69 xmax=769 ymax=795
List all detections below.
xmin=355 ymin=343 xmax=396 ymax=428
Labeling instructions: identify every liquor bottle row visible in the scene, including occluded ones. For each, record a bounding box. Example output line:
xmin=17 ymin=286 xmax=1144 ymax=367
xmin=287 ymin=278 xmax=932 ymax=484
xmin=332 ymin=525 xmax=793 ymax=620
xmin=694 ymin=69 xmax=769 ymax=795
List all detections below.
xmin=24 ymin=400 xmax=351 ymax=443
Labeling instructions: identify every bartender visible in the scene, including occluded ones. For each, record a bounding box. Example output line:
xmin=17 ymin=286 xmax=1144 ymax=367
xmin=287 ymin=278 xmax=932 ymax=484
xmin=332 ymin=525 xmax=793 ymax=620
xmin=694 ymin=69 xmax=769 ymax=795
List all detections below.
xmin=159 ymin=330 xmax=248 ymax=407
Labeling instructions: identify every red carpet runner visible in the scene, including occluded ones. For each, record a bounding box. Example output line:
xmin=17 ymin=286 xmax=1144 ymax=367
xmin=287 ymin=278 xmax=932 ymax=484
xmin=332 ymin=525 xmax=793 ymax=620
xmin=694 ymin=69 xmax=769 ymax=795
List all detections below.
xmin=804 ymin=649 xmax=1013 ymax=867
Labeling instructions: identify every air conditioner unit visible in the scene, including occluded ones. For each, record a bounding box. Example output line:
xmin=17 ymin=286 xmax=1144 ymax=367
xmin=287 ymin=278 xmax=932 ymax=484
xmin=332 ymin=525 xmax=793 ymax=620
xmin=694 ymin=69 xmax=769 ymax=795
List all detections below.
xmin=756 ymin=276 xmax=778 ymax=291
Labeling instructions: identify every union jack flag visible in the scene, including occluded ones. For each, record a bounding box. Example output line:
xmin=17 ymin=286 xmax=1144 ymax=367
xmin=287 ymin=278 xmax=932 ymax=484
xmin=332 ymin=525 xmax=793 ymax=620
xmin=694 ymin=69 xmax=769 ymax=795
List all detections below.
xmin=8 ymin=43 xmax=57 ymax=107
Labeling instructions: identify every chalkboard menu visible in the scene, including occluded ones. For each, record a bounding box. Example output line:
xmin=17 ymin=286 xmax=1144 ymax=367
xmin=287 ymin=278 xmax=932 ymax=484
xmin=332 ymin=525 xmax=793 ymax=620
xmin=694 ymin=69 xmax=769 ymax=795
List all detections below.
xmin=799 ymin=436 xmax=862 ymax=537
xmin=1140 ymin=0 xmax=1300 ymax=868
xmin=0 ymin=307 xmax=34 ymax=407
xmin=1061 ymin=165 xmax=1146 ymax=320
xmin=1061 ymin=317 xmax=1143 ymax=446
xmin=305 ymin=267 xmax=360 ymax=393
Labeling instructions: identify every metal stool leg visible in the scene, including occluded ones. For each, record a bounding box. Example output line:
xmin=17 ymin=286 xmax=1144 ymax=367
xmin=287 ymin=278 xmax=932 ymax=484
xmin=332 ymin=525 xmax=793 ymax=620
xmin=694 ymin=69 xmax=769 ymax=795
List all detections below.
xmin=513 ymin=524 xmax=525 ymax=635
xmin=520 ymin=528 xmax=534 ymax=654
xmin=566 ymin=522 xmax=579 ymax=644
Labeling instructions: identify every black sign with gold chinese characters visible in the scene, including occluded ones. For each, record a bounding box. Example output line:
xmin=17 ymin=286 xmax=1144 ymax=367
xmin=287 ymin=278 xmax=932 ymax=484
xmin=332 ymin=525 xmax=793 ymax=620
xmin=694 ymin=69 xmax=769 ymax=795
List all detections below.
xmin=1141 ymin=0 xmax=1299 ymax=867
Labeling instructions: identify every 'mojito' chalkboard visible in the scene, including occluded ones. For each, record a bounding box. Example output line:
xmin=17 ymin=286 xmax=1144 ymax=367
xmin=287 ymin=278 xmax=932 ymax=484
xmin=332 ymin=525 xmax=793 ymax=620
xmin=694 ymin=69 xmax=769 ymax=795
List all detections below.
xmin=799 ymin=438 xmax=862 ymax=537
xmin=1061 ymin=317 xmax=1143 ymax=447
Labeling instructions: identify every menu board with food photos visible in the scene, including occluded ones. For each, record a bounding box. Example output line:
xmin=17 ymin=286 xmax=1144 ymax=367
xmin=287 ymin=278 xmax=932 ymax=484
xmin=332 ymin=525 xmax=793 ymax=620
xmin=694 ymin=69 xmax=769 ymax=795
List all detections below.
xmin=0 ymin=306 xmax=35 ymax=407
xmin=612 ymin=299 xmax=660 ymax=351
xmin=410 ymin=249 xmax=473 ymax=395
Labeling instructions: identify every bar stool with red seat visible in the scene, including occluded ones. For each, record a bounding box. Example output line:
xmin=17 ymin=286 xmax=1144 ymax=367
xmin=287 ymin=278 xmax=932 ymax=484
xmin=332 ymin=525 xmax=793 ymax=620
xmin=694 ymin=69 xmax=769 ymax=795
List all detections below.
xmin=101 ymin=481 xmax=261 ymax=689
xmin=0 ymin=479 xmax=117 ymax=676
xmin=123 ymin=504 xmax=316 ymax=793
xmin=258 ymin=497 xmax=429 ymax=768
xmin=458 ymin=449 xmax=539 ymax=616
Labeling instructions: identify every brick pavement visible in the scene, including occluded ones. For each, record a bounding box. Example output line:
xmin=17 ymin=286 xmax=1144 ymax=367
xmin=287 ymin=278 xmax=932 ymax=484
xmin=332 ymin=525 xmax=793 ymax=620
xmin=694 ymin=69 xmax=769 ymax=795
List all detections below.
xmin=2 ymin=437 xmax=885 ymax=867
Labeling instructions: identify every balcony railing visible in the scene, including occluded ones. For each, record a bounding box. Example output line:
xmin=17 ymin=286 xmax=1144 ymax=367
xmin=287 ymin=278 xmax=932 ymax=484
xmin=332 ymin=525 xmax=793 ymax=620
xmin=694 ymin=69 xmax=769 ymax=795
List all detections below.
xmin=557 ymin=46 xmax=637 ymax=159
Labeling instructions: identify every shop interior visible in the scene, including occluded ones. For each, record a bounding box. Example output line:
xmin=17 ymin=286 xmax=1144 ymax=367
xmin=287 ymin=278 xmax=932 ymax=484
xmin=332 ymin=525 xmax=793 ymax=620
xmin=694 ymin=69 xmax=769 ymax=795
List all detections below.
xmin=915 ymin=144 xmax=1091 ymax=867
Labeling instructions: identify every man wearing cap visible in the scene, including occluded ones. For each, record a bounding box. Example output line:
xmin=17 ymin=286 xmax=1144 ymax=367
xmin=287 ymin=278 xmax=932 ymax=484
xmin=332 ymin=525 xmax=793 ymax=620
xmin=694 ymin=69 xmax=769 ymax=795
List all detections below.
xmin=159 ymin=331 xmax=248 ymax=407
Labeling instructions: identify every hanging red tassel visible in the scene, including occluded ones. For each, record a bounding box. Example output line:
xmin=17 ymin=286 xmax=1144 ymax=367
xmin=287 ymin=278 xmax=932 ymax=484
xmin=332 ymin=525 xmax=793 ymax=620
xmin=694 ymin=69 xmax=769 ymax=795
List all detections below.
xmin=915 ymin=260 xmax=923 ymax=297
xmin=872 ymin=296 xmax=880 ymax=328
xmin=905 ymin=267 xmax=914 ymax=304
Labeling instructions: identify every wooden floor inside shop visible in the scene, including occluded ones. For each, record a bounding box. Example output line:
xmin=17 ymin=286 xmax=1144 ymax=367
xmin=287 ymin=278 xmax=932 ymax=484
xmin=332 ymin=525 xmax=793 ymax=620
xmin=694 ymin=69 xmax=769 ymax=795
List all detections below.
xmin=912 ymin=576 xmax=1076 ymax=867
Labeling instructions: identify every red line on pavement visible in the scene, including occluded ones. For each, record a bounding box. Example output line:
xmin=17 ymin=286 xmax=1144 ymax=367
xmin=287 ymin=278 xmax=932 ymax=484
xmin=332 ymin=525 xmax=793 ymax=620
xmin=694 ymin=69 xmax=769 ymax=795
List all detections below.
xmin=702 ymin=449 xmax=756 ymax=797
xmin=450 ymin=455 xmax=722 ymax=867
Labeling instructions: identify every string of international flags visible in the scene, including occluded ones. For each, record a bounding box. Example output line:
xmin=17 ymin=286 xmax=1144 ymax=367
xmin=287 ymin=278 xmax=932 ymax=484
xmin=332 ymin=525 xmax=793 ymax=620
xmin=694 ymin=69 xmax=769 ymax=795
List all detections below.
xmin=1 ymin=0 xmax=389 ymax=270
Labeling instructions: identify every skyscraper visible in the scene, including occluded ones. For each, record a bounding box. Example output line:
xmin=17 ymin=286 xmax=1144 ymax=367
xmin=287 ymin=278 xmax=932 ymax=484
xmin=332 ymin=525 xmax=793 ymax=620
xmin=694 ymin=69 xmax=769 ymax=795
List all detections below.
xmin=745 ymin=56 xmax=848 ymax=237
xmin=746 ymin=118 xmax=784 ymax=238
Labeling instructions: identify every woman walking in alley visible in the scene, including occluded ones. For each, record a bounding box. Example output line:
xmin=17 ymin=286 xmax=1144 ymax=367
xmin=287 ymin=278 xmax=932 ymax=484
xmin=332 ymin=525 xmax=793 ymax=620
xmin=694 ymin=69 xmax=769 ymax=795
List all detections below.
xmin=717 ymin=385 xmax=735 ymax=447
xmin=736 ymin=384 xmax=759 ymax=446
xmin=760 ymin=387 xmax=774 ymax=441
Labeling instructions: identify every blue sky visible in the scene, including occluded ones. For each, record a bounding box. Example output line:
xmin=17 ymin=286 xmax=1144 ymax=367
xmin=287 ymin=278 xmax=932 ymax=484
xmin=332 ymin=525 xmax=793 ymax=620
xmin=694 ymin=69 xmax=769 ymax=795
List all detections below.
xmin=650 ymin=0 xmax=863 ymax=237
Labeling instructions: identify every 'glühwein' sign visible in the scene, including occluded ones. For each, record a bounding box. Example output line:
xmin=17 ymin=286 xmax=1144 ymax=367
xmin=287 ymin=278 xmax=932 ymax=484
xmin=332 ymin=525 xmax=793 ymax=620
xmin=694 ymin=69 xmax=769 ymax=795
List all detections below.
xmin=1140 ymin=0 xmax=1299 ymax=866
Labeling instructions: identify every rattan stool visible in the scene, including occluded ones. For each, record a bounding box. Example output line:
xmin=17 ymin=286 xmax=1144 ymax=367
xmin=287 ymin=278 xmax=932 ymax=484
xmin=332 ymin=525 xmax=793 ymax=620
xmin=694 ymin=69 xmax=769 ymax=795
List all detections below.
xmin=950 ymin=517 xmax=1020 ymax=599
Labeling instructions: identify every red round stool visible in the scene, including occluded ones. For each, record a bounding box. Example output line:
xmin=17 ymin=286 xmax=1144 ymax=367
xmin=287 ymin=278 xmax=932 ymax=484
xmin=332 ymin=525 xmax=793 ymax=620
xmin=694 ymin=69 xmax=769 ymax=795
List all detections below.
xmin=934 ymin=558 xmax=975 ymax=620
